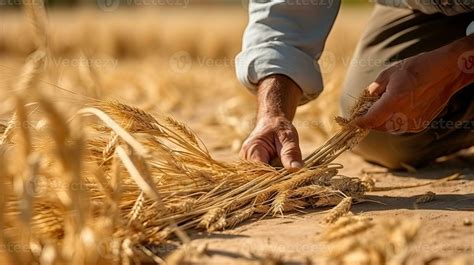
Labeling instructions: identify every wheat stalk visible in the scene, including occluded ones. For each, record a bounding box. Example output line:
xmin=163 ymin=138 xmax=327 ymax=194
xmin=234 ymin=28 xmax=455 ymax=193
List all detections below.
xmin=0 ymin=113 xmax=17 ymax=145
xmin=323 ymin=215 xmax=373 ymax=241
xmin=415 ymin=191 xmax=436 ymax=204
xmin=225 ymin=207 xmax=255 ymax=229
xmin=0 ymin=1 xmax=385 ymax=262
xmin=323 ymin=197 xmax=352 ymax=224
xmin=198 ymin=207 xmax=225 ymax=230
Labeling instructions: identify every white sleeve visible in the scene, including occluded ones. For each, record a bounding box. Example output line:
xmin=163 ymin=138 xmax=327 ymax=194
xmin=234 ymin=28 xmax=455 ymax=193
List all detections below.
xmin=467 ymin=21 xmax=474 ymax=36
xmin=235 ymin=0 xmax=341 ymax=104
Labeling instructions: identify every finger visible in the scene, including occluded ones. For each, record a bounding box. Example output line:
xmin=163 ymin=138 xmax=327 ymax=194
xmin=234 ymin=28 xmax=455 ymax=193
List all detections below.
xmin=367 ymin=69 xmax=391 ymax=96
xmin=354 ymin=90 xmax=399 ymax=130
xmin=248 ymin=146 xmax=271 ymax=164
xmin=367 ymin=80 xmax=386 ymax=97
xmin=241 ymin=138 xmax=274 ymax=164
xmin=269 ymin=157 xmax=283 ymax=168
xmin=239 ymin=141 xmax=249 ymax=159
xmin=276 ymin=129 xmax=303 ymax=171
xmin=241 ymin=143 xmax=269 ymax=163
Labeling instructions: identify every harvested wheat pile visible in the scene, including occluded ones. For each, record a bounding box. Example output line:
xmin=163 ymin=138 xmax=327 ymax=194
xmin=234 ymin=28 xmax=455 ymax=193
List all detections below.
xmin=0 ymin=1 xmax=380 ymax=264
xmin=0 ymin=48 xmax=374 ymax=264
xmin=323 ymin=216 xmax=421 ymax=265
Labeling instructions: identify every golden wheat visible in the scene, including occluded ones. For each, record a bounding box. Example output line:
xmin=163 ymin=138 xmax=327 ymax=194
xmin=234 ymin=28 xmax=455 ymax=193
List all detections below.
xmin=0 ymin=2 xmax=386 ymax=264
xmin=323 ymin=215 xmax=373 ymax=242
xmin=225 ymin=207 xmax=256 ymax=229
xmin=323 ymin=197 xmax=352 ymax=224
xmin=325 ymin=217 xmax=421 ymax=264
xmin=415 ymin=191 xmax=436 ymax=204
xmin=0 ymin=70 xmax=372 ymax=263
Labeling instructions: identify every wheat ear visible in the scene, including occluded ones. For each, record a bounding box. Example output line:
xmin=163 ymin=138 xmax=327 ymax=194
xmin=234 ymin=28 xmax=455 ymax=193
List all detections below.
xmin=324 ymin=197 xmax=352 ymax=224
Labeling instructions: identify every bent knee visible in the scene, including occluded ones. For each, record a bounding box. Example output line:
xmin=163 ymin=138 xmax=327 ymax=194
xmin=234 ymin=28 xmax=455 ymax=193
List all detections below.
xmin=352 ymin=131 xmax=431 ymax=170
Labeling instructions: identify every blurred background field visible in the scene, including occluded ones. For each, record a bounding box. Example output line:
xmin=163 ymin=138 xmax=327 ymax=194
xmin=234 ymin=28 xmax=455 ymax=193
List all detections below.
xmin=2 ymin=2 xmax=474 ymax=264
xmin=0 ymin=1 xmax=372 ymax=159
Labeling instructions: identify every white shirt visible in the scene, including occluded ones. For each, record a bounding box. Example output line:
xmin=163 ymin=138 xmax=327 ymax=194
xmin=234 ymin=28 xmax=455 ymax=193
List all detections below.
xmin=235 ymin=0 xmax=474 ymax=104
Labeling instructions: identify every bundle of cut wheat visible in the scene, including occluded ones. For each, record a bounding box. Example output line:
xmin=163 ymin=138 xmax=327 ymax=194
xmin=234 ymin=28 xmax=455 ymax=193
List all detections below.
xmin=322 ymin=215 xmax=421 ymax=265
xmin=0 ymin=1 xmax=379 ymax=264
xmin=0 ymin=49 xmax=374 ymax=263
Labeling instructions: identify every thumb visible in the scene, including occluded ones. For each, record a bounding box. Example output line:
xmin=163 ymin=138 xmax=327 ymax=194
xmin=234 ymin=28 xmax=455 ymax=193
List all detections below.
xmin=243 ymin=143 xmax=271 ymax=164
xmin=354 ymin=89 xmax=397 ymax=130
xmin=277 ymin=130 xmax=303 ymax=172
xmin=367 ymin=68 xmax=392 ymax=96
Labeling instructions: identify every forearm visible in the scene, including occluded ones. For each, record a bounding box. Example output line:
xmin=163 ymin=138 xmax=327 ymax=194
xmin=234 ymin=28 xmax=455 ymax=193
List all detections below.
xmin=409 ymin=34 xmax=474 ymax=96
xmin=451 ymin=34 xmax=474 ymax=85
xmin=355 ymin=34 xmax=474 ymax=132
xmin=375 ymin=0 xmax=474 ymax=16
xmin=256 ymin=75 xmax=302 ymax=121
xmin=236 ymin=1 xmax=340 ymax=105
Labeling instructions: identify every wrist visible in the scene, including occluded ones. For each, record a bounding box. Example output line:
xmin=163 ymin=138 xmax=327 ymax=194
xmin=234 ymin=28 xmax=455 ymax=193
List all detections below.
xmin=454 ymin=35 xmax=474 ymax=85
xmin=256 ymin=74 xmax=302 ymax=121
xmin=449 ymin=36 xmax=474 ymax=60
xmin=254 ymin=115 xmax=288 ymax=132
xmin=426 ymin=35 xmax=474 ymax=95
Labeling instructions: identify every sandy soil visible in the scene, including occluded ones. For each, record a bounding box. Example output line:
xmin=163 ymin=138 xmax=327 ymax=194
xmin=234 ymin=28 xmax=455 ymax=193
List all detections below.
xmin=0 ymin=5 xmax=471 ymax=264
xmin=189 ymin=148 xmax=474 ymax=264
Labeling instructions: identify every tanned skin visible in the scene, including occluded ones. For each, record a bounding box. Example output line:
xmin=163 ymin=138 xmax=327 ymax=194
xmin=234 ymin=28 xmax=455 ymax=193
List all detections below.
xmin=355 ymin=35 xmax=474 ymax=132
xmin=239 ymin=74 xmax=303 ymax=172
xmin=241 ymin=35 xmax=474 ymax=170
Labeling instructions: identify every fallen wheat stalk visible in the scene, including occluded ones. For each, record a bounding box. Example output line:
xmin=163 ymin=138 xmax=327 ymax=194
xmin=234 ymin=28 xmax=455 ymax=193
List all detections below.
xmin=0 ymin=1 xmax=379 ymax=263
xmin=0 ymin=87 xmax=374 ymax=263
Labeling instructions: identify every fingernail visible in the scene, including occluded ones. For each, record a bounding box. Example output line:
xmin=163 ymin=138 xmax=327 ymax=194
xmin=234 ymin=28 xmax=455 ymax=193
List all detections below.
xmin=290 ymin=161 xmax=303 ymax=169
xmin=367 ymin=82 xmax=379 ymax=95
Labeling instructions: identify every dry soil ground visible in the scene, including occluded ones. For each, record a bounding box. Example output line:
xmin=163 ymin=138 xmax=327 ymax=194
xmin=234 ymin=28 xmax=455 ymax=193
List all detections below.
xmin=0 ymin=4 xmax=472 ymax=264
xmin=196 ymin=149 xmax=474 ymax=264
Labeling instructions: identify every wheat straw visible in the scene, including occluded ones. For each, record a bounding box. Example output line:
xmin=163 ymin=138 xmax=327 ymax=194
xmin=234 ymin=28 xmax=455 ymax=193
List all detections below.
xmin=0 ymin=1 xmax=386 ymax=263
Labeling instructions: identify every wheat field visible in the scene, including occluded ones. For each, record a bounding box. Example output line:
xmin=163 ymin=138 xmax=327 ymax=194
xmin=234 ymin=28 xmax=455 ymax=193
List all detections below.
xmin=0 ymin=2 xmax=471 ymax=265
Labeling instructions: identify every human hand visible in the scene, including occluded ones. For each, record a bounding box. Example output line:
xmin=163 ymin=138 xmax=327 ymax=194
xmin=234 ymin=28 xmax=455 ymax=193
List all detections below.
xmin=240 ymin=115 xmax=303 ymax=171
xmin=355 ymin=36 xmax=474 ymax=133
xmin=240 ymin=74 xmax=303 ymax=171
